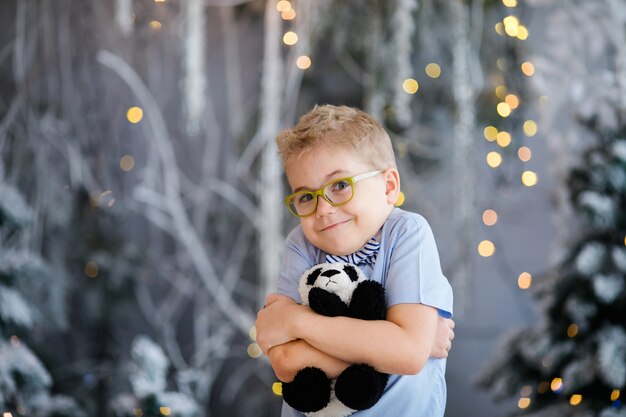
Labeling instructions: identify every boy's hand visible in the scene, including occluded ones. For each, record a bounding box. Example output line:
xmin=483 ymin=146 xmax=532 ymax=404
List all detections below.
xmin=256 ymin=294 xmax=305 ymax=355
xmin=431 ymin=317 xmax=455 ymax=358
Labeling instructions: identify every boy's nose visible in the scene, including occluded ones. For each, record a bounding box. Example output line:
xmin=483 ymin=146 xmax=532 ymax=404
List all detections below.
xmin=315 ymin=196 xmax=335 ymax=217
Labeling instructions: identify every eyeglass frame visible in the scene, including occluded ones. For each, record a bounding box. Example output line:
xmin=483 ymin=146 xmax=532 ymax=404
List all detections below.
xmin=284 ymin=170 xmax=384 ymax=217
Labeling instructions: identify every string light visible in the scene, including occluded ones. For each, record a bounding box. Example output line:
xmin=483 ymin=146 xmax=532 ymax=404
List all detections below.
xmin=521 ymin=171 xmax=538 ymax=187
xmin=296 ymin=55 xmax=311 ymax=70
xmin=518 ymin=272 xmax=532 ymax=289
xmin=272 ymin=382 xmax=283 ymax=396
xmin=520 ymin=385 xmax=532 ymax=396
xmin=127 ymin=106 xmax=144 ymax=124
xmin=517 ymin=26 xmax=529 ymax=40
xmin=159 ymin=407 xmax=171 ymax=416
xmin=120 ymin=155 xmax=135 ymax=172
xmin=567 ymin=323 xmax=579 ymax=338
xmin=478 ymin=240 xmax=496 ymax=257
xmin=611 ymin=390 xmax=621 ymax=401
xmin=276 ymin=0 xmax=291 ymax=12
xmin=518 ymin=146 xmax=532 ymax=162
xmin=249 ymin=326 xmax=257 ymax=341
xmin=425 ymin=63 xmax=441 ymax=78
xmin=551 ymin=378 xmax=563 ymax=392
xmin=496 ymin=131 xmax=512 ymax=147
xmin=150 ymin=20 xmax=162 ymax=30
xmin=247 ymin=343 xmax=262 ymax=358
xmin=502 ymin=0 xmax=517 ymax=7
xmin=521 ymin=62 xmax=535 ymax=76
xmin=484 ymin=126 xmax=498 ymax=141
xmin=518 ymin=397 xmax=531 ymax=409
xmin=486 ymin=152 xmax=503 ymax=168
xmin=133 ymin=409 xmax=143 ymax=417
xmin=497 ymin=102 xmax=512 ymax=117
xmin=402 ymin=78 xmax=419 ymax=94
xmin=482 ymin=209 xmax=498 ymax=226
xmin=570 ymin=394 xmax=583 ymax=406
xmin=523 ymin=120 xmax=538 ymax=136
xmin=505 ymin=94 xmax=519 ymax=109
xmin=283 ymin=31 xmax=298 ymax=45
xmin=281 ymin=9 xmax=296 ymax=20
xmin=495 ymin=85 xmax=507 ymax=99
xmin=495 ymin=23 xmax=504 ymax=35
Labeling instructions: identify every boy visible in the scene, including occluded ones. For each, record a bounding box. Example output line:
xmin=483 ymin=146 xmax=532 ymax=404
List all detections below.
xmin=255 ymin=105 xmax=454 ymax=416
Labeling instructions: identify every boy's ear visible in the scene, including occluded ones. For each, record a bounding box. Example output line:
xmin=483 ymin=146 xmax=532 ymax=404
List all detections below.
xmin=384 ymin=169 xmax=401 ymax=205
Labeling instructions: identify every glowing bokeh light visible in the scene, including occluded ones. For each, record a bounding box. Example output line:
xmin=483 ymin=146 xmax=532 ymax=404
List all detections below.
xmin=150 ymin=20 xmax=162 ymax=30
xmin=520 ymin=385 xmax=532 ymax=397
xmin=273 ymin=382 xmax=283 ymax=396
xmin=518 ymin=398 xmax=531 ymax=409
xmin=425 ymin=63 xmax=441 ymax=78
xmin=505 ymin=94 xmax=519 ymax=109
xmin=484 ymin=126 xmax=498 ymax=141
xmin=524 ymin=120 xmax=538 ymax=137
xmin=551 ymin=378 xmax=563 ymax=392
xmin=276 ymin=0 xmax=291 ymax=12
xmin=611 ymin=390 xmax=621 ymax=401
xmin=247 ymin=343 xmax=263 ymax=358
xmin=483 ymin=209 xmax=498 ymax=226
xmin=570 ymin=394 xmax=583 ymax=406
xmin=478 ymin=240 xmax=495 ymax=257
xmin=127 ymin=106 xmax=144 ymax=124
xmin=517 ymin=26 xmax=529 ymax=40
xmin=249 ymin=326 xmax=257 ymax=341
xmin=281 ymin=9 xmax=296 ymax=20
xmin=521 ymin=62 xmax=535 ymax=76
xmin=503 ymin=0 xmax=517 ymax=6
xmin=85 ymin=261 xmax=99 ymax=278
xmin=522 ymin=171 xmax=538 ymax=187
xmin=495 ymin=85 xmax=507 ymax=99
xmin=402 ymin=78 xmax=419 ymax=94
xmin=296 ymin=55 xmax=312 ymax=70
xmin=159 ymin=407 xmax=171 ymax=416
xmin=283 ymin=31 xmax=298 ymax=45
xmin=486 ymin=152 xmax=503 ymax=168
xmin=495 ymin=22 xmax=504 ymax=35
xmin=567 ymin=323 xmax=579 ymax=338
xmin=518 ymin=272 xmax=532 ymax=289
xmin=497 ymin=102 xmax=512 ymax=117
xmin=497 ymin=131 xmax=512 ymax=148
xmin=120 ymin=155 xmax=135 ymax=172
xmin=518 ymin=146 xmax=532 ymax=162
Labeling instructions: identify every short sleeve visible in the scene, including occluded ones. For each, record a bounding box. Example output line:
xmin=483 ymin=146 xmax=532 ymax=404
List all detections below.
xmin=383 ymin=214 xmax=453 ymax=318
xmin=275 ymin=227 xmax=319 ymax=303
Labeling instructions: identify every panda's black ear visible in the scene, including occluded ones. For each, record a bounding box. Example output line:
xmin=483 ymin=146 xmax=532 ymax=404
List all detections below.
xmin=306 ymin=267 xmax=324 ymax=286
xmin=343 ymin=264 xmax=360 ymax=282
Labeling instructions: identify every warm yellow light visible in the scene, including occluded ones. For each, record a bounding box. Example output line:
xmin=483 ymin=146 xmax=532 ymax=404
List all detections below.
xmin=478 ymin=240 xmax=495 ymax=257
xmin=495 ymin=85 xmax=507 ymax=99
xmin=247 ymin=343 xmax=263 ymax=358
xmin=517 ymin=25 xmax=529 ymax=40
xmin=503 ymin=0 xmax=517 ymax=6
xmin=281 ymin=9 xmax=296 ymax=20
xmin=159 ymin=407 xmax=171 ymax=416
xmin=611 ymin=390 xmax=621 ymax=401
xmin=276 ymin=0 xmax=291 ymax=12
xmin=496 ymin=58 xmax=507 ymax=71
xmin=518 ymin=146 xmax=532 ymax=162
xmin=518 ymin=397 xmax=531 ymax=409
xmin=120 ymin=155 xmax=135 ymax=172
xmin=505 ymin=24 xmax=519 ymax=37
xmin=567 ymin=323 xmax=579 ymax=338
xmin=296 ymin=55 xmax=311 ymax=70
xmin=85 ymin=261 xmax=99 ymax=278
xmin=3 ymin=412 xmax=14 ymax=417
xmin=482 ymin=209 xmax=498 ymax=226
xmin=518 ymin=272 xmax=532 ymax=289
xmin=402 ymin=78 xmax=419 ymax=94
xmin=570 ymin=394 xmax=583 ymax=406
xmin=127 ymin=106 xmax=144 ymax=124
xmin=520 ymin=385 xmax=532 ymax=397
xmin=272 ymin=382 xmax=283 ymax=396
xmin=150 ymin=20 xmax=162 ymax=30
xmin=486 ymin=152 xmax=502 ymax=168
xmin=132 ymin=409 xmax=143 ymax=417
xmin=497 ymin=102 xmax=512 ymax=117
xmin=503 ymin=15 xmax=520 ymax=28
xmin=484 ymin=126 xmax=498 ymax=141
xmin=523 ymin=120 xmax=538 ymax=137
xmin=249 ymin=326 xmax=257 ymax=341
xmin=395 ymin=191 xmax=405 ymax=207
xmin=505 ymin=94 xmax=519 ymax=109
xmin=425 ymin=63 xmax=441 ymax=78
xmin=551 ymin=378 xmax=563 ymax=392
xmin=283 ymin=31 xmax=298 ymax=45
xmin=521 ymin=61 xmax=535 ymax=76
xmin=496 ymin=131 xmax=512 ymax=148
xmin=495 ymin=22 xmax=504 ymax=35
xmin=522 ymin=171 xmax=538 ymax=187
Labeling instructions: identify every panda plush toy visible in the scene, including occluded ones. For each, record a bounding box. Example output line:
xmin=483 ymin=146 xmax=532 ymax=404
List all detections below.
xmin=281 ymin=262 xmax=389 ymax=417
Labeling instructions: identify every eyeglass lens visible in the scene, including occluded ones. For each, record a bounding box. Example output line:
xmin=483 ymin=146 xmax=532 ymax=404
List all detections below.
xmin=290 ymin=179 xmax=354 ymax=216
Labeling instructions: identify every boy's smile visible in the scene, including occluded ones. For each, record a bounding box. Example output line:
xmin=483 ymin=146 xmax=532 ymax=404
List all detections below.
xmin=285 ymin=145 xmax=399 ymax=256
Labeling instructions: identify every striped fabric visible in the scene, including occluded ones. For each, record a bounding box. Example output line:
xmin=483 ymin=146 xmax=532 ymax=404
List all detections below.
xmin=325 ymin=237 xmax=380 ymax=266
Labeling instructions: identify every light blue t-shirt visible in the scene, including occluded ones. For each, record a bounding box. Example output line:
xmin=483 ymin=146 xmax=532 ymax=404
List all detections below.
xmin=276 ymin=208 xmax=454 ymax=417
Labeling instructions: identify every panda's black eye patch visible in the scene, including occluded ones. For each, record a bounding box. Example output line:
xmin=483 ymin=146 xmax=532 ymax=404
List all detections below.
xmin=343 ymin=265 xmax=359 ymax=282
xmin=321 ymin=269 xmax=341 ymax=278
xmin=306 ymin=267 xmax=323 ymax=285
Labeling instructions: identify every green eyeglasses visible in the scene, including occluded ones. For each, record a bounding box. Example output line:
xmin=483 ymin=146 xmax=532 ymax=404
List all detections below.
xmin=285 ymin=170 xmax=383 ymax=217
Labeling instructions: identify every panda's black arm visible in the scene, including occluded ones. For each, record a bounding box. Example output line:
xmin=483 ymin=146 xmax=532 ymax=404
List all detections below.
xmin=347 ymin=280 xmax=386 ymax=320
xmin=308 ymin=287 xmax=349 ymax=317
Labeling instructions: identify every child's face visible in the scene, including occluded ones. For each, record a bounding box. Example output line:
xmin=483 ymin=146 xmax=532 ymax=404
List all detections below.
xmin=285 ymin=145 xmax=399 ymax=256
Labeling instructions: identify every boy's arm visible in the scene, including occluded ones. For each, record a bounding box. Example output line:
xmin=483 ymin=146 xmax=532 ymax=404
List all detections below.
xmin=256 ymin=294 xmax=438 ymax=375
xmin=267 ymin=340 xmax=350 ymax=382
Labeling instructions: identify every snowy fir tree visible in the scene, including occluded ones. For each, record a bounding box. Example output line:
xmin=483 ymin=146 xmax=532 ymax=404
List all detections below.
xmin=477 ymin=125 xmax=626 ymax=417
xmin=0 ymin=168 xmax=84 ymax=417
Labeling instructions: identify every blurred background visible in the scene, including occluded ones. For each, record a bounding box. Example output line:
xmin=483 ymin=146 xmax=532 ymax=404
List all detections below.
xmin=1 ymin=0 xmax=625 ymax=416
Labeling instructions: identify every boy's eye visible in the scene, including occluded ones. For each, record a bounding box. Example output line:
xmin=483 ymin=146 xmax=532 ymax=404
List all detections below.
xmin=297 ymin=193 xmax=314 ymax=204
xmin=330 ymin=180 xmax=351 ymax=192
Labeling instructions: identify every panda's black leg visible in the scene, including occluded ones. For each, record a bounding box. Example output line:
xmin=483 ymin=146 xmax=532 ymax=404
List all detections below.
xmin=334 ymin=364 xmax=389 ymax=410
xmin=347 ymin=281 xmax=386 ymax=320
xmin=281 ymin=367 xmax=332 ymax=413
xmin=308 ymin=287 xmax=348 ymax=317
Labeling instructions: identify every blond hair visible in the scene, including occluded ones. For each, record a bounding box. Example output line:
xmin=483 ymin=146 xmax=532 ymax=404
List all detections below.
xmin=275 ymin=105 xmax=397 ymax=169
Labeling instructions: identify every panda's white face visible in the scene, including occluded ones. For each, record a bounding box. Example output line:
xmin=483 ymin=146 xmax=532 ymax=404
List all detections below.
xmin=298 ymin=262 xmax=366 ymax=305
